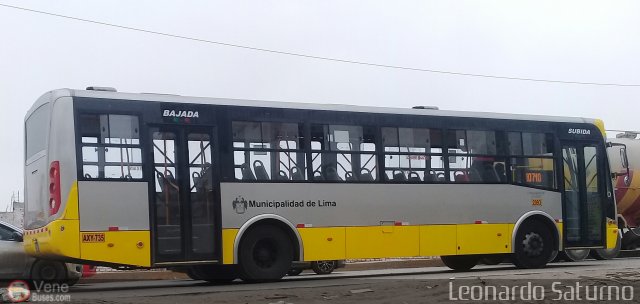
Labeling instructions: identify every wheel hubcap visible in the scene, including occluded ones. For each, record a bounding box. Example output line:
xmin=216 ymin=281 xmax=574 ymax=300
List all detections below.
xmin=317 ymin=261 xmax=334 ymax=272
xmin=522 ymin=232 xmax=544 ymax=257
xmin=41 ymin=265 xmax=57 ymax=280
xmin=253 ymin=239 xmax=278 ymax=268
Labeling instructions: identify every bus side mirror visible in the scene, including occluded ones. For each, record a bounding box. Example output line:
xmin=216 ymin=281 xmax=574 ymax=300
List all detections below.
xmin=620 ymin=147 xmax=629 ymax=169
xmin=608 ymin=142 xmax=631 ymax=181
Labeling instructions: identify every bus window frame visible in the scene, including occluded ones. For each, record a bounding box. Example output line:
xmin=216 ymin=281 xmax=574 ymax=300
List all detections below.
xmin=74 ymin=109 xmax=148 ymax=183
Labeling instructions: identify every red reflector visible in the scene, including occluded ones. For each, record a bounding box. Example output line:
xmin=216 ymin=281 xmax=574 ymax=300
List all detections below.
xmin=108 ymin=226 xmax=119 ymax=231
xmin=296 ymin=224 xmax=305 ymax=228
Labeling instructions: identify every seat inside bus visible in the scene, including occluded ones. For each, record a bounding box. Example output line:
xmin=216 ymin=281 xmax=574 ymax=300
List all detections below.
xmin=290 ymin=167 xmax=304 ymax=181
xmin=359 ymin=168 xmax=374 ymax=181
xmin=323 ymin=165 xmax=342 ymax=181
xmin=253 ymin=160 xmax=270 ymax=180
xmin=393 ymin=171 xmax=406 ymax=181
xmin=241 ymin=163 xmax=256 ymax=180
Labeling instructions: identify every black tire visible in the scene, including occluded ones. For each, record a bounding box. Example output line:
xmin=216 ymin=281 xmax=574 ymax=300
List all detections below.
xmin=188 ymin=265 xmax=237 ymax=284
xmin=66 ymin=277 xmax=81 ymax=286
xmin=237 ymin=225 xmax=293 ymax=282
xmin=480 ymin=254 xmax=506 ymax=265
xmin=560 ymin=249 xmax=590 ymax=262
xmin=311 ymin=261 xmax=337 ymax=274
xmin=287 ymin=268 xmax=303 ymax=276
xmin=186 ymin=267 xmax=206 ymax=280
xmin=591 ymin=233 xmax=621 ymax=260
xmin=512 ymin=220 xmax=554 ymax=269
xmin=440 ymin=255 xmax=479 ymax=271
xmin=31 ymin=260 xmax=67 ymax=283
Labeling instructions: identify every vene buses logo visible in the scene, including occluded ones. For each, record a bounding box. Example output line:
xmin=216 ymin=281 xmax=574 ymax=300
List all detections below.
xmin=4 ymin=280 xmax=31 ymax=303
xmin=81 ymin=233 xmax=105 ymax=243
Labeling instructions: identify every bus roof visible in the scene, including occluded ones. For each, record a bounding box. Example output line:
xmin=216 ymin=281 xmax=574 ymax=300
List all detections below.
xmin=28 ymin=88 xmax=594 ymax=125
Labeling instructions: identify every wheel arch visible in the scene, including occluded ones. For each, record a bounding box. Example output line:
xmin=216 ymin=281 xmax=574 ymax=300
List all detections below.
xmin=233 ymin=214 xmax=303 ymax=264
xmin=512 ymin=211 xmax=561 ymax=252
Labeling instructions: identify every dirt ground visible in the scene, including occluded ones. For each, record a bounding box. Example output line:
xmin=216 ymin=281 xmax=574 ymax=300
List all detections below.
xmin=75 ymin=276 xmax=640 ymax=304
xmin=82 ymin=258 xmax=445 ymax=282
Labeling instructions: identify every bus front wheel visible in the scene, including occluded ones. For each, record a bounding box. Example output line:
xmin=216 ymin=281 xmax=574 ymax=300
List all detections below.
xmin=512 ymin=220 xmax=554 ymax=269
xmin=238 ymin=225 xmax=293 ymax=282
xmin=591 ymin=233 xmax=621 ymax=260
xmin=441 ymin=255 xmax=479 ymax=271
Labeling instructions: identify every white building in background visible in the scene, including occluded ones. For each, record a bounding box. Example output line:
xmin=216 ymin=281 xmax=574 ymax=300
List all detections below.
xmin=0 ymin=201 xmax=24 ymax=228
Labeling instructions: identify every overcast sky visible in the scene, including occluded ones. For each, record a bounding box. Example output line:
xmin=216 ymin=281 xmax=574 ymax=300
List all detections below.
xmin=1 ymin=1 xmax=639 ymax=212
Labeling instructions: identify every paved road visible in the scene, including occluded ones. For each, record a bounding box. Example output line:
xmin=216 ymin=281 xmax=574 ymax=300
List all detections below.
xmin=67 ymin=257 xmax=640 ymax=301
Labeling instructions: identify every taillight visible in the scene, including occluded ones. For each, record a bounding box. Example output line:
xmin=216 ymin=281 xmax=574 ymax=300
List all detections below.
xmin=49 ymin=161 xmax=61 ymax=215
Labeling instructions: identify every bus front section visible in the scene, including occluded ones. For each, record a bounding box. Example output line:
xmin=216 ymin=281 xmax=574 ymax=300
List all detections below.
xmin=559 ymin=119 xmax=618 ymax=256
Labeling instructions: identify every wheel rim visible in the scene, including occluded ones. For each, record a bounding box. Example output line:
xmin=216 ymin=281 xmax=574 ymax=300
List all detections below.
xmin=316 ymin=261 xmax=335 ymax=273
xmin=252 ymin=238 xmax=278 ymax=268
xmin=40 ymin=265 xmax=57 ymax=281
xmin=522 ymin=232 xmax=544 ymax=257
xmin=566 ymin=249 xmax=589 ymax=260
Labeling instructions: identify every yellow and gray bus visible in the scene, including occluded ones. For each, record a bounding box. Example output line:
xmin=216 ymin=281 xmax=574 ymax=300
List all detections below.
xmin=23 ymin=88 xmax=618 ymax=282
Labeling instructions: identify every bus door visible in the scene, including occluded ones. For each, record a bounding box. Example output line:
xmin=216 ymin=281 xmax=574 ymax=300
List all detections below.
xmin=149 ymin=125 xmax=219 ymax=263
xmin=561 ymin=141 xmax=606 ymax=248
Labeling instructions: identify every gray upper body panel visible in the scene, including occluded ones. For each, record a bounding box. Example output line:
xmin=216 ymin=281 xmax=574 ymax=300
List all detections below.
xmin=34 ymin=88 xmax=594 ymax=125
xmin=220 ymin=183 xmax=562 ymax=229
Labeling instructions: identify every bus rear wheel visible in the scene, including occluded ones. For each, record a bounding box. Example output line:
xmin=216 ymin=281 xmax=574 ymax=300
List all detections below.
xmin=512 ymin=220 xmax=554 ymax=269
xmin=441 ymin=255 xmax=479 ymax=271
xmin=238 ymin=225 xmax=293 ymax=282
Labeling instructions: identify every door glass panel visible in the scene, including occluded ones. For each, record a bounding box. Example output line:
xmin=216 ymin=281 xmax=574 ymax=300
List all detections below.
xmin=152 ymin=131 xmax=182 ymax=257
xmin=584 ymin=146 xmax=603 ymax=242
xmin=188 ymin=133 xmax=216 ymax=255
xmin=562 ymin=146 xmax=580 ymax=242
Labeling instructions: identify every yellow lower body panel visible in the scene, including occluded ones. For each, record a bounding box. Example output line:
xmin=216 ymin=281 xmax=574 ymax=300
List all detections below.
xmin=345 ymin=226 xmax=419 ymax=259
xmin=457 ymin=224 xmax=511 ymax=254
xmin=24 ymin=219 xmax=80 ymax=260
xmin=80 ymin=231 xmax=150 ymax=267
xmin=222 ymin=229 xmax=239 ymax=264
xmin=298 ymin=227 xmax=346 ymax=261
xmin=420 ymin=225 xmax=457 ymax=256
xmin=607 ymin=222 xmax=618 ymax=249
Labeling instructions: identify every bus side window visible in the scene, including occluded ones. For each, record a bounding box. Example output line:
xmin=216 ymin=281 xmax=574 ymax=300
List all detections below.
xmin=382 ymin=127 xmax=444 ymax=183
xmin=311 ymin=124 xmax=378 ymax=182
xmin=448 ymin=130 xmax=504 ymax=183
xmin=232 ymin=121 xmax=306 ymax=181
xmin=79 ymin=114 xmax=142 ymax=180
xmin=508 ymin=132 xmax=556 ymax=189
